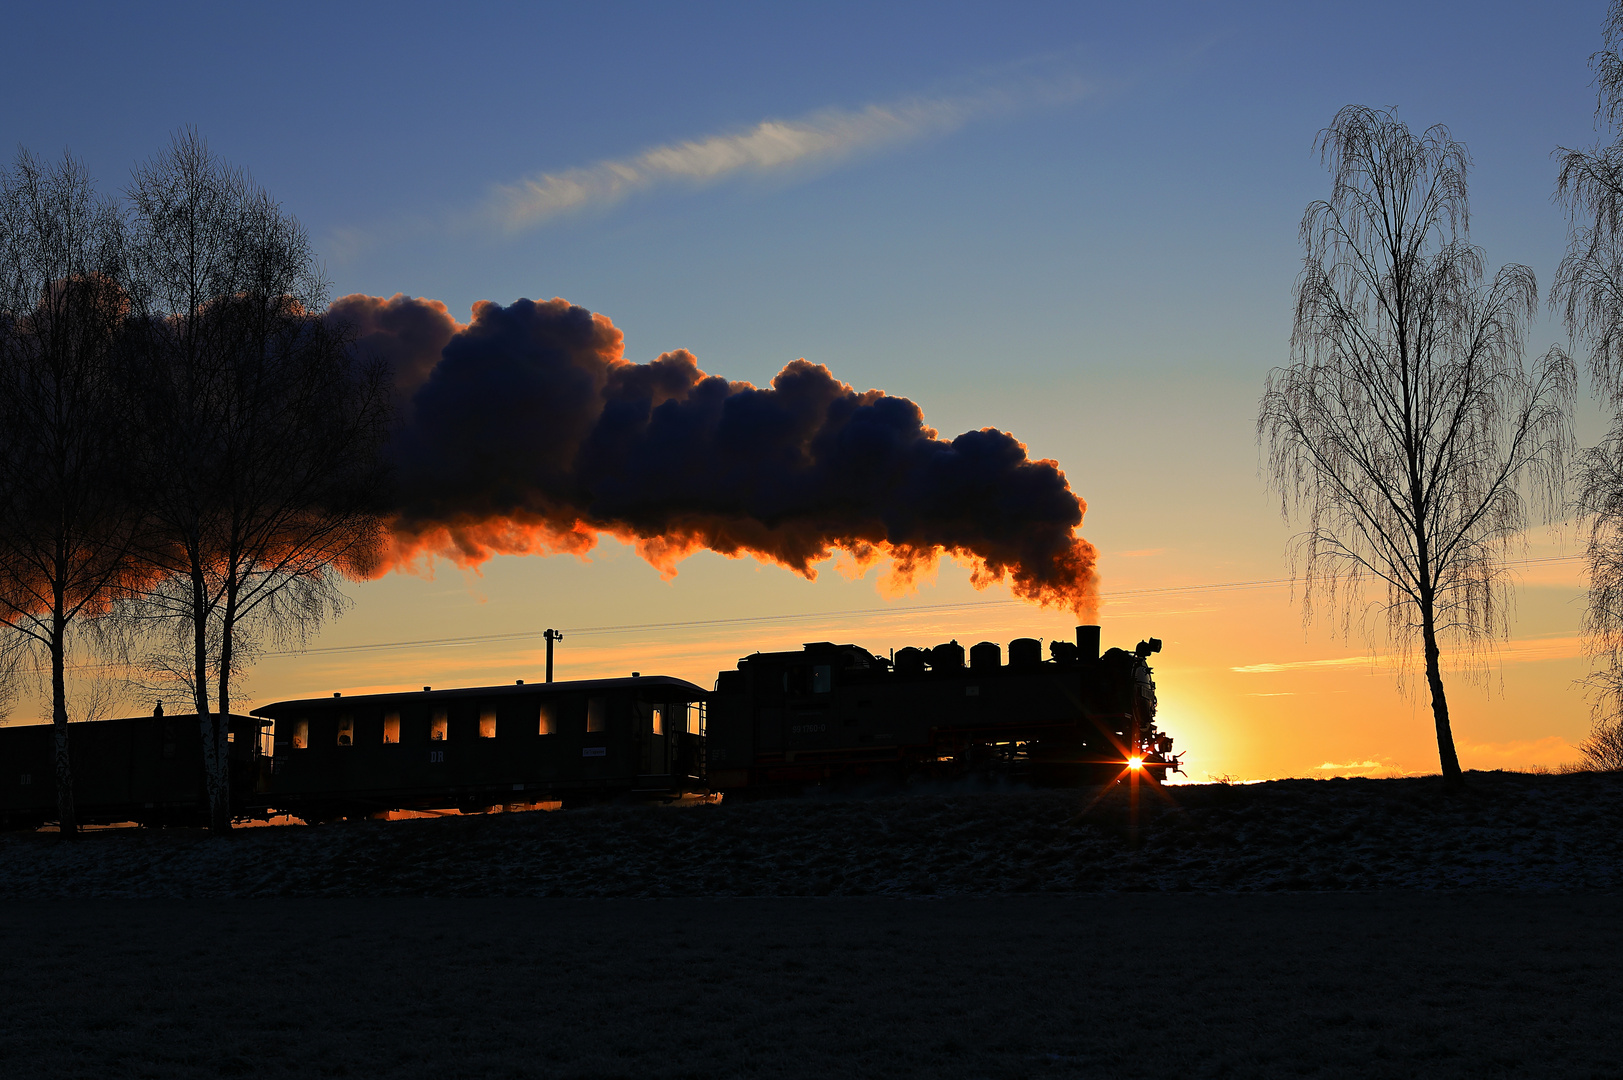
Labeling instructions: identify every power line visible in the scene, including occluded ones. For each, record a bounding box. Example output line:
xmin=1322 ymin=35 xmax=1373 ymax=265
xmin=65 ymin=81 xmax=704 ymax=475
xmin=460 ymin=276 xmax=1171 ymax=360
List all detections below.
xmin=2 ymin=554 xmax=1589 ymax=680
xmin=274 ymin=580 xmax=1285 ymax=657
xmin=262 ymin=554 xmax=1586 ymax=660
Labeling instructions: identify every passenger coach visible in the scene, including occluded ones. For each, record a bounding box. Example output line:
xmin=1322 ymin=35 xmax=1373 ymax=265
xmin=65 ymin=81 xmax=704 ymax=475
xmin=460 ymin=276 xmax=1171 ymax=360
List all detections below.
xmin=251 ymin=675 xmax=707 ymax=819
xmin=0 ymin=711 xmax=268 ymax=829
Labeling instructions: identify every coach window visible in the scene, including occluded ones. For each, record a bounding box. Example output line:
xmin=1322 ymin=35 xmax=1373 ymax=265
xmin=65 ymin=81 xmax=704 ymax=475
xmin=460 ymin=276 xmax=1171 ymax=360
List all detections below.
xmin=337 ymin=714 xmax=355 ymax=746
xmin=538 ymin=702 xmax=557 ymax=736
xmin=650 ymin=704 xmax=664 ymax=736
xmin=479 ymin=707 xmax=497 ymax=738
xmin=430 ymin=709 xmax=448 ymax=742
xmin=587 ymin=696 xmax=607 ymax=733
xmin=383 ymin=710 xmax=400 ymax=744
xmin=292 ymin=718 xmax=309 ymax=750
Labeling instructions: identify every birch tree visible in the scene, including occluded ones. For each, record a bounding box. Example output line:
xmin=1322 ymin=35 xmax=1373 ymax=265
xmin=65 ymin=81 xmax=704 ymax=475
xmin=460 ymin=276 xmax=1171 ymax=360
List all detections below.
xmin=1260 ymin=106 xmax=1574 ymax=786
xmin=1554 ymin=1 xmax=1623 ymax=748
xmin=0 ymin=151 xmax=139 ymax=836
xmin=122 ymin=131 xmax=390 ymax=833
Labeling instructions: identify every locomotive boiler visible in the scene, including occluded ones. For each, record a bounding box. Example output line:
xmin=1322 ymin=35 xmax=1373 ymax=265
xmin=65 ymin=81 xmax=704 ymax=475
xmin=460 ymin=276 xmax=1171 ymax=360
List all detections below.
xmin=704 ymin=623 xmax=1177 ymax=795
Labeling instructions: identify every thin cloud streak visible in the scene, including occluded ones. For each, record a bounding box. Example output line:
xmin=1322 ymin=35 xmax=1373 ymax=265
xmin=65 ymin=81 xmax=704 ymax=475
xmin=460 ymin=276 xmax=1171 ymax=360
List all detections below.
xmin=322 ymin=73 xmax=1096 ymax=261
xmin=1458 ymin=735 xmax=1578 ymax=765
xmin=1231 ymin=635 xmax=1589 ymax=675
xmin=1232 ymin=656 xmax=1377 ymax=675
xmin=483 ymin=78 xmax=1092 ymax=235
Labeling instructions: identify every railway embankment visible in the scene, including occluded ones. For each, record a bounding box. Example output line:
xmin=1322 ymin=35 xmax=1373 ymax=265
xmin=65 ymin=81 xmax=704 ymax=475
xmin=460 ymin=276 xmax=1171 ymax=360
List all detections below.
xmin=0 ymin=770 xmax=1619 ymax=898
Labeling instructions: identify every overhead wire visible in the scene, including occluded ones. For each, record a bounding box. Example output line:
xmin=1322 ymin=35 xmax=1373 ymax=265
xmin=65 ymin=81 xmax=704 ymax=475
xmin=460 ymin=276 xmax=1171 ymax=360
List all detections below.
xmin=0 ymin=554 xmax=1590 ymax=683
xmin=260 ymin=553 xmax=1588 ymax=659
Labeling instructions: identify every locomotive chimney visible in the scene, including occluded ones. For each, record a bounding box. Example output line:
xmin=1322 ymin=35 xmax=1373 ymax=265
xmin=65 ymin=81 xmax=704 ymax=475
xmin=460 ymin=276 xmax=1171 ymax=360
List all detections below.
xmin=1077 ymin=624 xmax=1100 ymax=663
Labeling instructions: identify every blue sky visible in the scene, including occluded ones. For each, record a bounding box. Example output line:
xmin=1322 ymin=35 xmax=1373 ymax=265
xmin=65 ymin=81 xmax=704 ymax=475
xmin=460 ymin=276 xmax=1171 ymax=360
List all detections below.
xmin=7 ymin=4 xmax=1600 ymax=364
xmin=2 ymin=1 xmax=1613 ymax=777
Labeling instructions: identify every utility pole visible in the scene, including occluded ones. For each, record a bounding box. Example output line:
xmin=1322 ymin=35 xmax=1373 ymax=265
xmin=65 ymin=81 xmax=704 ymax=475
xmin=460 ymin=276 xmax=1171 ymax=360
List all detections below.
xmin=544 ymin=628 xmax=563 ymax=683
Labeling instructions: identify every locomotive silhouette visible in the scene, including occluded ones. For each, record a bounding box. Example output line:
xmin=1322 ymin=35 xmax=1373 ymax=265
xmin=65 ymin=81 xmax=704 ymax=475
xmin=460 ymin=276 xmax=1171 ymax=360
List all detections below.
xmin=707 ymin=624 xmax=1176 ymax=794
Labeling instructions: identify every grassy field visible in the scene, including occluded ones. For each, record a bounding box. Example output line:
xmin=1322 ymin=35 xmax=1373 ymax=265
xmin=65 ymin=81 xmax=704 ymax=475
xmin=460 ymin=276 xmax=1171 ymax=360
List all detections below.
xmin=1 ymin=893 xmax=1619 ymax=1079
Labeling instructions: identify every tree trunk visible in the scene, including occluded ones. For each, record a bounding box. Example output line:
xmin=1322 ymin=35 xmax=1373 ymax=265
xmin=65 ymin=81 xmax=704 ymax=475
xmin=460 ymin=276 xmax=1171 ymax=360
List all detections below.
xmin=218 ymin=573 xmax=238 ymax=719
xmin=189 ymin=560 xmax=229 ymax=834
xmin=50 ymin=608 xmax=77 ymax=839
xmin=1420 ymin=600 xmax=1464 ymax=788
xmin=214 ymin=578 xmax=239 ymax=834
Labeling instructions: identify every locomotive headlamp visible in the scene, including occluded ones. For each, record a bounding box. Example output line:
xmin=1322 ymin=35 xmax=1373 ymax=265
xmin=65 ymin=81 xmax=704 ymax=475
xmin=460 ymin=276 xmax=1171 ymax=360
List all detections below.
xmin=1127 ymin=755 xmax=1144 ymax=770
xmin=1134 ymin=638 xmax=1163 ymax=658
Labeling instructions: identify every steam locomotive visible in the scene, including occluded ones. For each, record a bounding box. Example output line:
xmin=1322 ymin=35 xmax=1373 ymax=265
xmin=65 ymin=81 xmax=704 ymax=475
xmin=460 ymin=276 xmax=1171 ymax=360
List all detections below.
xmin=708 ymin=624 xmax=1176 ymax=794
xmin=0 ymin=624 xmax=1176 ymax=827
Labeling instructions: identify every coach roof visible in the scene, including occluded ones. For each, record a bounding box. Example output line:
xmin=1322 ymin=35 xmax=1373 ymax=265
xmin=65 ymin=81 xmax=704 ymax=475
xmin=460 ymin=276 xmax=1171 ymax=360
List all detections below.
xmin=251 ymin=675 xmax=707 ymax=716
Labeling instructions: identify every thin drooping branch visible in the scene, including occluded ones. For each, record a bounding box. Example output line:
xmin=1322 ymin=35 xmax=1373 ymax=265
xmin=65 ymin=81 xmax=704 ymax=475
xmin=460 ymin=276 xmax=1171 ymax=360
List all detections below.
xmin=0 ymin=149 xmax=142 ymax=837
xmin=1552 ymin=2 xmax=1623 ymax=744
xmin=1261 ymin=105 xmax=1574 ymax=783
xmin=116 ymin=129 xmax=390 ymax=833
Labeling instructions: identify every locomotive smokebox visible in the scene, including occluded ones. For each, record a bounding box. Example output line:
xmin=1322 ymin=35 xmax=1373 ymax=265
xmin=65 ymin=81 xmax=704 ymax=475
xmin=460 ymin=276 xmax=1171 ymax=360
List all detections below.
xmin=1077 ymin=624 xmax=1101 ymax=663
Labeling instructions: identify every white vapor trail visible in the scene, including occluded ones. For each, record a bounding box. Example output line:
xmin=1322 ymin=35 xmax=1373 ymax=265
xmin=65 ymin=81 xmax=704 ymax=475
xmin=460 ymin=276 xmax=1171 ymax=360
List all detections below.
xmin=484 ymin=79 xmax=1090 ymax=234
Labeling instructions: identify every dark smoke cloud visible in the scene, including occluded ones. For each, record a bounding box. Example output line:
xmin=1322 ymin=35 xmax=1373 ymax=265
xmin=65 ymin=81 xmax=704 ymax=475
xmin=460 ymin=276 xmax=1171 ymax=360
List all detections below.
xmin=333 ymin=294 xmax=1098 ymax=615
xmin=327 ymin=292 xmax=463 ymax=411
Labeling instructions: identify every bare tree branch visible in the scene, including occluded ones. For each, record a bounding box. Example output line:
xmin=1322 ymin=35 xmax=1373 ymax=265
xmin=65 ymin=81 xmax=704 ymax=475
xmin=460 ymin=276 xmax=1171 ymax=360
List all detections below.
xmin=1549 ymin=2 xmax=1623 ymax=735
xmin=0 ymin=149 xmax=141 ymax=836
xmin=1260 ymin=106 xmax=1575 ymax=785
xmin=115 ymin=130 xmax=390 ymax=833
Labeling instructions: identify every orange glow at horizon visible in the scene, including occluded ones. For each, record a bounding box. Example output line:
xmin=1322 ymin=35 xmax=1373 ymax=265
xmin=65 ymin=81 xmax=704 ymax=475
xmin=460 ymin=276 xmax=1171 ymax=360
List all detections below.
xmin=4 ymin=504 xmax=1586 ymax=788
xmin=302 ymin=532 xmax=1593 ymax=783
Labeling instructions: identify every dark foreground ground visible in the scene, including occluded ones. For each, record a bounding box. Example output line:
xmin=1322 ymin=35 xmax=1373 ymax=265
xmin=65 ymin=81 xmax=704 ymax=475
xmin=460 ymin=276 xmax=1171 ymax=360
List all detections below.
xmin=1 ymin=769 xmax=1620 ymax=897
xmin=2 ymin=772 xmax=1621 ymax=1077
xmin=2 ymin=894 xmax=1619 ymax=1080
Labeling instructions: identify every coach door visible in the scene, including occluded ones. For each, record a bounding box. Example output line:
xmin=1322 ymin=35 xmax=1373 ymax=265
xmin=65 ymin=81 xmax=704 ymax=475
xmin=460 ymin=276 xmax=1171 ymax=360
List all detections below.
xmin=638 ymin=700 xmax=670 ymax=777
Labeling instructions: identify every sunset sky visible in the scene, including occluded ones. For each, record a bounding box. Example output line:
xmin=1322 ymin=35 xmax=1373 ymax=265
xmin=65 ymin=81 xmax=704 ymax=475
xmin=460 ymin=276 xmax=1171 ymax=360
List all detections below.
xmin=2 ymin=1 xmax=1614 ymax=780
